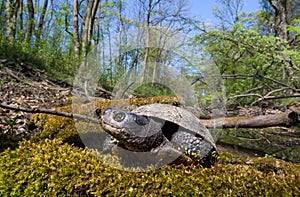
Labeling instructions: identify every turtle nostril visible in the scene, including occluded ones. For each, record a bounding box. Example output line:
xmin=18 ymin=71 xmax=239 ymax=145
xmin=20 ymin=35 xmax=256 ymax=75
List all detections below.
xmin=113 ymin=112 xmax=126 ymax=122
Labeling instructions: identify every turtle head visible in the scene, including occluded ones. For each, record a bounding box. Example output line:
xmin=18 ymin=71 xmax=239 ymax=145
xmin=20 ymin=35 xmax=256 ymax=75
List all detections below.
xmin=101 ymin=108 xmax=164 ymax=151
xmin=101 ymin=108 xmax=150 ymax=137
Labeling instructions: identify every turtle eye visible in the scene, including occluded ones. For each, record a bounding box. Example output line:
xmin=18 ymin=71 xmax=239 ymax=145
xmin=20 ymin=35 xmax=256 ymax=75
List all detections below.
xmin=135 ymin=115 xmax=149 ymax=125
xmin=113 ymin=112 xmax=126 ymax=122
xmin=103 ymin=108 xmax=112 ymax=115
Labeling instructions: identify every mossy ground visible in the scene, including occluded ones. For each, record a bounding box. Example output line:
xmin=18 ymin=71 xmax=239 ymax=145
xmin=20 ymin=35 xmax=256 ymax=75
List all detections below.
xmin=0 ymin=138 xmax=299 ymax=196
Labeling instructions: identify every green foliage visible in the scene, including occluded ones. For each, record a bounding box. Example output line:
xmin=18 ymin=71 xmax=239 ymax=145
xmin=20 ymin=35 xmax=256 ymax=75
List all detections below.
xmin=1 ymin=0 xmax=299 ymax=107
xmin=134 ymin=83 xmax=176 ymax=97
xmin=264 ymin=153 xmax=276 ymax=158
xmin=288 ymin=19 xmax=300 ymax=36
xmin=0 ymin=33 xmax=77 ymax=84
xmin=0 ymin=139 xmax=299 ymax=196
xmin=0 ymin=35 xmax=42 ymax=67
xmin=196 ymin=21 xmax=300 ymax=105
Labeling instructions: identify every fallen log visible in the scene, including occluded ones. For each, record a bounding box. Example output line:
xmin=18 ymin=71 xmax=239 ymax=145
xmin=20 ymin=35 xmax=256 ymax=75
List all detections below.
xmin=201 ymin=110 xmax=300 ymax=128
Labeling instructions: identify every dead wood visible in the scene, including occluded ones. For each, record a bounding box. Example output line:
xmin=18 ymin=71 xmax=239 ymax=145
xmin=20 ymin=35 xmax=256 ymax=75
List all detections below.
xmin=201 ymin=110 xmax=300 ymax=128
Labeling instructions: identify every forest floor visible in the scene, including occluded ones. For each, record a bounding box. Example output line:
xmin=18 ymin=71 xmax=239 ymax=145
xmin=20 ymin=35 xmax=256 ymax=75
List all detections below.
xmin=0 ymin=58 xmax=72 ymax=136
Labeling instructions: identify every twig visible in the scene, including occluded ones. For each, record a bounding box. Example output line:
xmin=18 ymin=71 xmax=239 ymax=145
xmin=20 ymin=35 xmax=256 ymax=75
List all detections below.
xmin=242 ymin=86 xmax=263 ymax=94
xmin=261 ymin=87 xmax=290 ymax=98
xmin=221 ymin=74 xmax=254 ymax=79
xmin=0 ymin=103 xmax=100 ymax=124
xmin=120 ymin=82 xmax=134 ymax=98
xmin=5 ymin=67 xmax=36 ymax=87
xmin=229 ymin=93 xmax=262 ymax=100
xmin=257 ymin=74 xmax=299 ymax=91
xmin=96 ymin=87 xmax=114 ymax=97
xmin=251 ymin=94 xmax=300 ymax=105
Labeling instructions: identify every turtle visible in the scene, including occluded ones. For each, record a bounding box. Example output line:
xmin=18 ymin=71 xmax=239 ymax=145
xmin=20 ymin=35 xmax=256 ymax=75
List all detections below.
xmin=100 ymin=104 xmax=218 ymax=167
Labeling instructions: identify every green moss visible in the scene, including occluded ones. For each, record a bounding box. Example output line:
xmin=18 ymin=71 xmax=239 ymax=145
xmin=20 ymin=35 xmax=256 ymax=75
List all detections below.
xmin=30 ymin=112 xmax=84 ymax=147
xmin=0 ymin=139 xmax=299 ymax=196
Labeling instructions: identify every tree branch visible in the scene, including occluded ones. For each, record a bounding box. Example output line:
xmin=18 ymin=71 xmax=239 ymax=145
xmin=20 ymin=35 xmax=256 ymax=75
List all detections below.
xmin=251 ymin=94 xmax=300 ymax=105
xmin=0 ymin=103 xmax=100 ymax=124
xmin=229 ymin=93 xmax=262 ymax=100
xmin=257 ymin=74 xmax=299 ymax=91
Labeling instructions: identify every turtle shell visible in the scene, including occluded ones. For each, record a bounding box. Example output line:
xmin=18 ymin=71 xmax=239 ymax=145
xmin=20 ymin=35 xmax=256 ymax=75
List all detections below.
xmin=132 ymin=104 xmax=217 ymax=150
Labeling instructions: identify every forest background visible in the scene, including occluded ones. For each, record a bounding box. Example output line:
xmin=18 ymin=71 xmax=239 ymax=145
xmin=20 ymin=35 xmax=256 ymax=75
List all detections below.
xmin=1 ymin=0 xmax=300 ymax=108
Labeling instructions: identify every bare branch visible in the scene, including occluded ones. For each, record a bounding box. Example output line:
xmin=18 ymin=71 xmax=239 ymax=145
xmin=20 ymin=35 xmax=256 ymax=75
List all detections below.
xmin=257 ymin=74 xmax=299 ymax=91
xmin=221 ymin=74 xmax=254 ymax=79
xmin=229 ymin=93 xmax=263 ymax=100
xmin=251 ymin=94 xmax=300 ymax=105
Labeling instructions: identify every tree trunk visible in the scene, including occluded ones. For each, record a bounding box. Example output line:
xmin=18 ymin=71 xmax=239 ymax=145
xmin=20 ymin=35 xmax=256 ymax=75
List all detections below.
xmin=268 ymin=0 xmax=288 ymax=41
xmin=140 ymin=0 xmax=152 ymax=83
xmin=25 ymin=0 xmax=34 ymax=43
xmin=19 ymin=0 xmax=23 ymax=33
xmin=6 ymin=0 xmax=13 ymax=39
xmin=82 ymin=0 xmax=100 ymax=57
xmin=6 ymin=0 xmax=21 ymax=43
xmin=73 ymin=0 xmax=80 ymax=58
xmin=117 ymin=0 xmax=123 ymax=71
xmin=35 ymin=0 xmax=48 ymax=47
